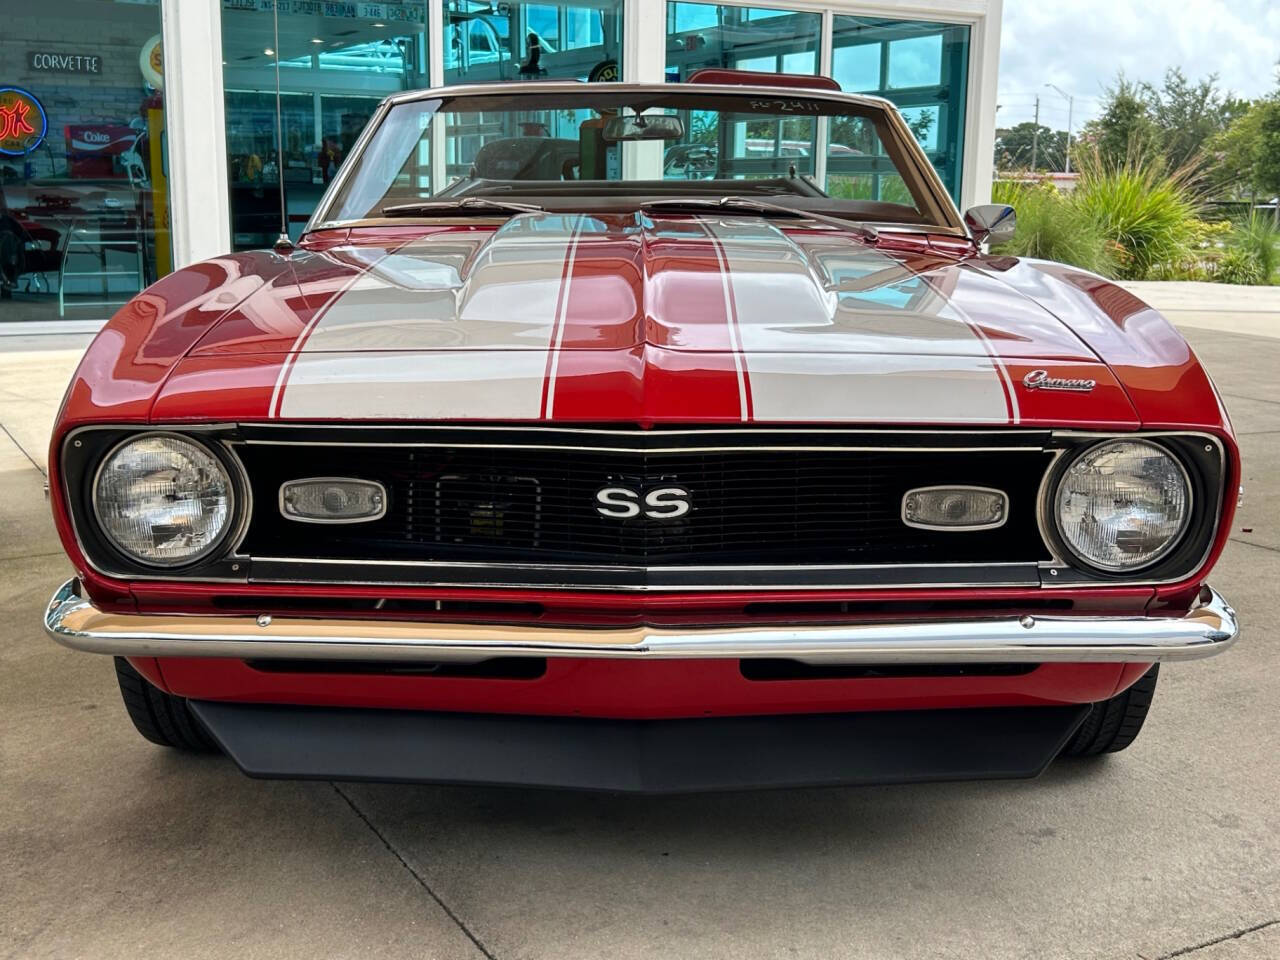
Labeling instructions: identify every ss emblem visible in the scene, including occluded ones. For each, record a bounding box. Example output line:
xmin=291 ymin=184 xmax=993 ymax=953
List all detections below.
xmin=595 ymin=486 xmax=691 ymax=520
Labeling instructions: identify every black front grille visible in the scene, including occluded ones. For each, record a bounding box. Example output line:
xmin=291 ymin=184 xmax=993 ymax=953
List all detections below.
xmin=236 ymin=428 xmax=1054 ymax=579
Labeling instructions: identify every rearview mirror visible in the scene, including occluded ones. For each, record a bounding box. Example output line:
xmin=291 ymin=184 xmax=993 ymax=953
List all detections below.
xmin=602 ymin=114 xmax=686 ymax=143
xmin=964 ymin=204 xmax=1016 ymax=246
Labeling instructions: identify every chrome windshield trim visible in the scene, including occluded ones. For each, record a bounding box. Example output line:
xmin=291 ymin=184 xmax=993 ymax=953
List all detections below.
xmin=45 ymin=578 xmax=1239 ymax=665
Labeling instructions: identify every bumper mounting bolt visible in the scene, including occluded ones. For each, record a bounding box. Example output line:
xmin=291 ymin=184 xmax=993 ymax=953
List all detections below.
xmin=1019 ymin=615 xmax=1036 ymax=629
xmin=256 ymin=614 xmax=272 ymax=628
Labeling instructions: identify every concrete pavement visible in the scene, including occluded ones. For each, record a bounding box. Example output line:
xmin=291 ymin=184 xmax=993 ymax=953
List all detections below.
xmin=1122 ymin=281 xmax=1280 ymax=341
xmin=2 ymin=285 xmax=1278 ymax=959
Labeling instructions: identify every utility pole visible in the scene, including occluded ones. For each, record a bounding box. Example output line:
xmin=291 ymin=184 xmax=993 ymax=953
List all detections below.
xmin=1045 ymin=83 xmax=1076 ymax=173
xmin=1030 ymin=95 xmax=1041 ymax=171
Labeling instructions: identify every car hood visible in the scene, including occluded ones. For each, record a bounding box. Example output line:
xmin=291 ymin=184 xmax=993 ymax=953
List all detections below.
xmin=153 ymin=212 xmax=1143 ymax=426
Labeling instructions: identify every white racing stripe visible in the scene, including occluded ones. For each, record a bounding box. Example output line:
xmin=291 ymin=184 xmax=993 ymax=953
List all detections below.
xmin=541 ymin=216 xmax=587 ymax=418
xmin=698 ymin=217 xmax=1014 ymax=424
xmin=269 ymin=248 xmax=393 ymax=417
xmin=278 ymin=351 xmax=558 ymax=420
xmin=275 ymin=214 xmax=585 ymax=420
xmin=697 ymin=218 xmax=751 ymax=421
xmin=737 ymin=353 xmax=1016 ymax=424
xmin=933 ymin=289 xmax=1022 ymax=424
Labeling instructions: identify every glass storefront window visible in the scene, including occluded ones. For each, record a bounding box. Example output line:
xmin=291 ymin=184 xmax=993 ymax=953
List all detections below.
xmin=887 ymin=34 xmax=944 ymax=89
xmin=661 ymin=11 xmax=968 ymax=205
xmin=443 ymin=1 xmax=622 ymax=85
xmin=666 ymin=4 xmax=818 ymax=81
xmin=831 ymin=17 xmax=970 ymax=204
xmin=221 ymin=2 xmax=429 ymax=250
xmin=0 ymin=1 xmax=172 ymax=323
xmin=833 ymin=43 xmax=879 ymax=92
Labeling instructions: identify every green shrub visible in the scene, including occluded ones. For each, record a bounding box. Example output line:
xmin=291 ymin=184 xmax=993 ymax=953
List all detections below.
xmin=1188 ymin=218 xmax=1234 ymax=250
xmin=1230 ymin=210 xmax=1279 ymax=283
xmin=1071 ymin=146 xmax=1200 ymax=280
xmin=989 ymin=162 xmax=1278 ymax=285
xmin=1214 ymin=247 xmax=1266 ymax=285
xmin=1153 ymin=218 xmax=1231 ymax=280
xmin=989 ymin=180 xmax=1116 ymax=275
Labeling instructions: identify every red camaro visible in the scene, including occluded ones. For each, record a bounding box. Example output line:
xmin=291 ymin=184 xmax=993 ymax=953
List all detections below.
xmin=43 ymin=75 xmax=1239 ymax=792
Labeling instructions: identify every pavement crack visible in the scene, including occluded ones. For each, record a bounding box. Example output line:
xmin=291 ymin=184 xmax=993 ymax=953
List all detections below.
xmin=1156 ymin=918 xmax=1279 ymax=958
xmin=1229 ymin=537 xmax=1280 ymax=555
xmin=330 ymin=782 xmax=498 ymax=960
xmin=0 ymin=421 xmax=46 ymax=477
xmin=0 ymin=551 xmax=66 ymax=563
xmin=1219 ymin=392 xmax=1280 ymax=408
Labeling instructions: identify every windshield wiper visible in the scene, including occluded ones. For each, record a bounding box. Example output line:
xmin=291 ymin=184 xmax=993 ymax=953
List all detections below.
xmin=641 ymin=196 xmax=878 ymax=240
xmin=381 ymin=197 xmax=545 ymax=218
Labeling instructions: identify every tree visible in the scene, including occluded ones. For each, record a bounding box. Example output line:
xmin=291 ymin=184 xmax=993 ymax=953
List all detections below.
xmin=1257 ymin=98 xmax=1280 ymax=201
xmin=1209 ymin=68 xmax=1280 ymax=201
xmin=906 ymin=110 xmax=935 ymax=147
xmin=994 ymin=122 xmax=1070 ymax=172
xmin=1211 ymin=101 xmax=1267 ymax=197
xmin=1084 ymin=70 xmax=1246 ymax=177
xmin=1082 ymin=75 xmax=1160 ymax=166
xmin=1141 ymin=68 xmax=1248 ymax=171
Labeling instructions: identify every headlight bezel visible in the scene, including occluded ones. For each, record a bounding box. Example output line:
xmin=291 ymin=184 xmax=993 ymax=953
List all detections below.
xmin=63 ymin=427 xmax=250 ymax=578
xmin=90 ymin=432 xmax=240 ymax=569
xmin=1038 ymin=433 xmax=1224 ymax=582
xmin=1049 ymin=438 xmax=1192 ymax=573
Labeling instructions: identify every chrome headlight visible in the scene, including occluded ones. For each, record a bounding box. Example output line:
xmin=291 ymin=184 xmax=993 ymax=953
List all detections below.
xmin=93 ymin=435 xmax=235 ymax=567
xmin=1054 ymin=439 xmax=1191 ymax=572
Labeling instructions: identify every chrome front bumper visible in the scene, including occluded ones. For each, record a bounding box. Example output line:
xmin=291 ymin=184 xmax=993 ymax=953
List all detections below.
xmin=44 ymin=578 xmax=1239 ymax=665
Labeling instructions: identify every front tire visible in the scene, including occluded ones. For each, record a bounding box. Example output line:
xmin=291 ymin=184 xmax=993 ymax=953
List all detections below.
xmin=114 ymin=657 xmax=217 ymax=752
xmin=1061 ymin=664 xmax=1159 ymax=757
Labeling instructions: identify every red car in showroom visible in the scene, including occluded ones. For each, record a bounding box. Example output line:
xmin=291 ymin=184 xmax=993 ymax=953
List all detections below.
xmin=43 ymin=74 xmax=1240 ymax=793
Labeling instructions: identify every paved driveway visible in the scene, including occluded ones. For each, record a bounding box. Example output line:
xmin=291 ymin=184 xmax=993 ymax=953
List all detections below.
xmin=2 ymin=299 xmax=1278 ymax=959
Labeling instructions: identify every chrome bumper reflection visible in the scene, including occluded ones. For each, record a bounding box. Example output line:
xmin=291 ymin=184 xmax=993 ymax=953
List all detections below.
xmin=44 ymin=578 xmax=1239 ymax=665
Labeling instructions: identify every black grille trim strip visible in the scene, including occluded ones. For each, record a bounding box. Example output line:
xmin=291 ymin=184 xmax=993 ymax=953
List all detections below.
xmin=247 ymin=557 xmax=1044 ymax=591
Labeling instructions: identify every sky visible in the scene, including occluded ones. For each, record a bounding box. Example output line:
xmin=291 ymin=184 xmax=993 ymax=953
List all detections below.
xmin=997 ymin=1 xmax=1280 ymax=132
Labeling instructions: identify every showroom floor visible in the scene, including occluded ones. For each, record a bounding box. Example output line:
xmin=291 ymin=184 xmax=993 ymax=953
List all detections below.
xmin=2 ymin=295 xmax=1278 ymax=959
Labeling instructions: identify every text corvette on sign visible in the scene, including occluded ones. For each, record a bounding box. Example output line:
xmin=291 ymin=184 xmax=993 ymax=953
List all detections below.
xmin=28 ymin=52 xmax=102 ymax=74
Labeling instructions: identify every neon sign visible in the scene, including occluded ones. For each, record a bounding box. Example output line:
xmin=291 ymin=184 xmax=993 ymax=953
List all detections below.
xmin=0 ymin=87 xmax=48 ymax=156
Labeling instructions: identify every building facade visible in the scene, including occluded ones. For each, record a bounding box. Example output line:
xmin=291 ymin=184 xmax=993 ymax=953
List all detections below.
xmin=0 ymin=0 xmax=1002 ymax=325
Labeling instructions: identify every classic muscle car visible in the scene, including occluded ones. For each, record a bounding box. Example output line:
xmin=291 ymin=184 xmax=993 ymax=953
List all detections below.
xmin=43 ymin=73 xmax=1240 ymax=793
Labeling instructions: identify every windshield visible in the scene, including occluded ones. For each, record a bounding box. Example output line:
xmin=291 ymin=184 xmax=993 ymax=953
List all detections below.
xmin=318 ymin=88 xmax=954 ymax=229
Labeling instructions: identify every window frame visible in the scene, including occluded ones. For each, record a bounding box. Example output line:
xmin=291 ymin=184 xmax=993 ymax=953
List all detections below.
xmin=305 ymin=80 xmax=966 ymax=236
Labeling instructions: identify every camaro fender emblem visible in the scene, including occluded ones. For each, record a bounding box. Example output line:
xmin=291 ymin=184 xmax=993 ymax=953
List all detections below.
xmin=1022 ymin=369 xmax=1097 ymax=393
xmin=595 ymin=486 xmax=691 ymax=520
